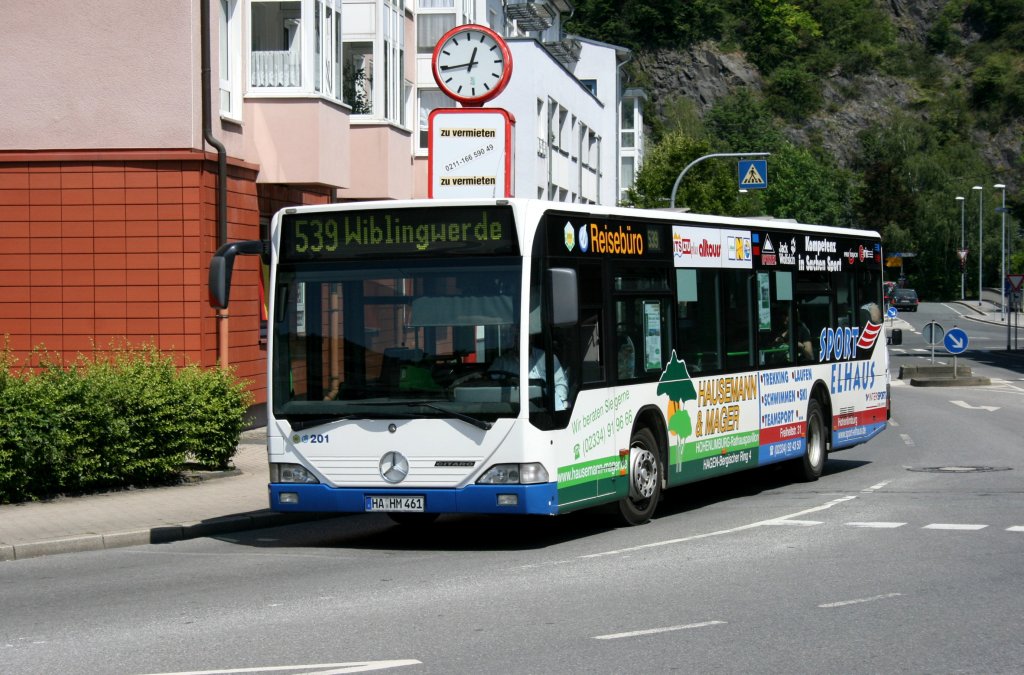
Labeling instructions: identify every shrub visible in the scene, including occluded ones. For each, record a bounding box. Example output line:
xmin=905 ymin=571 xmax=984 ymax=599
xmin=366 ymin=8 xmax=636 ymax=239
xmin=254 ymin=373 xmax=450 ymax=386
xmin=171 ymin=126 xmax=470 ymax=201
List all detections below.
xmin=0 ymin=342 xmax=252 ymax=504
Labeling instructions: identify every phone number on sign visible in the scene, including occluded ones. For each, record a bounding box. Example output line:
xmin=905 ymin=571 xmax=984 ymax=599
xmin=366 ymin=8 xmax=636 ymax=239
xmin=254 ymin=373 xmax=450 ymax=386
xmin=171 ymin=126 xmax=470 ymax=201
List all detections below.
xmin=444 ymin=144 xmax=495 ymax=172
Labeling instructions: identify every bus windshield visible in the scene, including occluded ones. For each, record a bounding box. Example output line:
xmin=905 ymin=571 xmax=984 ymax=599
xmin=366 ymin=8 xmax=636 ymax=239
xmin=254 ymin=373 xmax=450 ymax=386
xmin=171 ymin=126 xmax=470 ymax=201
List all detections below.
xmin=272 ymin=259 xmax=524 ymax=424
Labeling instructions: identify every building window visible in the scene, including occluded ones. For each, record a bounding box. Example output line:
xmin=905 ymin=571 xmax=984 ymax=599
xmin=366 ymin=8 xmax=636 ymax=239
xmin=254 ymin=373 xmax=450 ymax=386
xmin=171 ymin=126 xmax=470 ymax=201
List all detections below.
xmin=417 ymin=11 xmax=455 ymax=54
xmin=621 ymin=97 xmax=636 ymax=149
xmin=219 ymin=0 xmax=241 ymax=119
xmin=418 ymin=88 xmax=455 ymax=150
xmin=344 ymin=41 xmax=373 ymax=113
xmin=249 ymin=0 xmax=342 ymax=100
xmin=251 ymin=1 xmax=303 ymax=87
xmin=620 ymin=156 xmax=635 ymax=201
xmin=581 ymin=79 xmax=597 ymax=96
xmin=383 ymin=0 xmax=406 ymax=124
xmin=315 ymin=1 xmax=342 ymax=99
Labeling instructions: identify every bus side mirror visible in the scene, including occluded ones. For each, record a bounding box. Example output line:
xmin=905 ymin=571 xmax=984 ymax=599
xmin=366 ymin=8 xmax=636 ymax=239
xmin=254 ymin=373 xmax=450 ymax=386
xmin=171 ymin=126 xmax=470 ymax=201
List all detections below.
xmin=888 ymin=328 xmax=902 ymax=346
xmin=548 ymin=268 xmax=578 ymax=326
xmin=209 ymin=240 xmax=265 ymax=309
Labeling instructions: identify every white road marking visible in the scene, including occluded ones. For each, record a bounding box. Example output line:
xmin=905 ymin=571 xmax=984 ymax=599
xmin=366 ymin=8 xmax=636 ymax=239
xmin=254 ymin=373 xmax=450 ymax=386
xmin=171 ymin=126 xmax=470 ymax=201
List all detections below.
xmin=923 ymin=524 xmax=988 ymax=530
xmin=577 ymin=496 xmax=856 ymax=560
xmin=594 ymin=620 xmax=727 ymax=640
xmin=1008 ymin=526 xmax=1024 ymax=532
xmin=766 ymin=519 xmax=822 ymax=527
xmin=819 ymin=592 xmax=902 ymax=608
xmin=847 ymin=522 xmax=906 ymax=528
xmin=144 ymin=661 xmax=422 ymax=675
xmin=900 ymin=434 xmax=915 ymax=446
xmin=951 ymin=400 xmax=1000 ymax=412
xmin=862 ymin=480 xmax=892 ymax=492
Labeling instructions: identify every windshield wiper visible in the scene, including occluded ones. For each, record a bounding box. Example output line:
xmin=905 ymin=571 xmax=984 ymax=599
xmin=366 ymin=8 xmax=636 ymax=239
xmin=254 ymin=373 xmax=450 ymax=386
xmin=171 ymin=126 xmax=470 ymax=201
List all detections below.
xmin=399 ymin=401 xmax=493 ymax=431
xmin=288 ymin=411 xmax=419 ymax=430
xmin=289 ymin=415 xmax=358 ymax=431
xmin=340 ymin=400 xmax=493 ymax=430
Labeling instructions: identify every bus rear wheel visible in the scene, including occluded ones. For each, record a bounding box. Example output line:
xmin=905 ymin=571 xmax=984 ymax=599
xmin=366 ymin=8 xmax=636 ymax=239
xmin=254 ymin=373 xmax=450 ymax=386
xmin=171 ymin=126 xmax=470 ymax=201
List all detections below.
xmin=794 ymin=398 xmax=826 ymax=481
xmin=618 ymin=428 xmax=662 ymax=526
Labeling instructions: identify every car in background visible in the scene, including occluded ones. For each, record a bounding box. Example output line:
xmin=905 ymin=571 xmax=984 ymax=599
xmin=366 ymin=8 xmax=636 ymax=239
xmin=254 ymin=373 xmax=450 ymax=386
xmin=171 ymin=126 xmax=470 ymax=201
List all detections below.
xmin=891 ymin=288 xmax=919 ymax=312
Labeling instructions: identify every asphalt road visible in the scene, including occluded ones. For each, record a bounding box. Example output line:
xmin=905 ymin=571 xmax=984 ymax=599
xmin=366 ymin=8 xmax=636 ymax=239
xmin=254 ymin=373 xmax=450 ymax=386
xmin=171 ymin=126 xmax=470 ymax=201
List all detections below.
xmin=2 ymin=301 xmax=1022 ymax=675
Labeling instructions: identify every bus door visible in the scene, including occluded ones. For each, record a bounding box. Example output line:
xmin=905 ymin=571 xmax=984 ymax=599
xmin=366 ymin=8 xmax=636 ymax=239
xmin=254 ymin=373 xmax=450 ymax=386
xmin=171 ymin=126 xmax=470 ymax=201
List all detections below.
xmin=609 ymin=265 xmax=672 ymax=461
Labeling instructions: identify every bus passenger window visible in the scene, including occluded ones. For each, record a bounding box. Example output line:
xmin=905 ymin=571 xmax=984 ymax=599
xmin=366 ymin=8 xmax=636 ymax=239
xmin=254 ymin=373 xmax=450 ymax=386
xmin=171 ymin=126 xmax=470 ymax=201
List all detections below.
xmin=675 ymin=268 xmax=720 ymax=373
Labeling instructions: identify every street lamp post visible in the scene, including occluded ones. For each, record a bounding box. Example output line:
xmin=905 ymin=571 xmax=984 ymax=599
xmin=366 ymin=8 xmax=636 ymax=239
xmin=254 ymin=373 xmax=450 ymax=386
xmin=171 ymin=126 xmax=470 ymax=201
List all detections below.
xmin=995 ymin=183 xmax=1006 ymax=321
xmin=668 ymin=152 xmax=770 ymax=210
xmin=956 ymin=195 xmax=965 ymax=300
xmin=973 ymin=185 xmax=983 ymax=306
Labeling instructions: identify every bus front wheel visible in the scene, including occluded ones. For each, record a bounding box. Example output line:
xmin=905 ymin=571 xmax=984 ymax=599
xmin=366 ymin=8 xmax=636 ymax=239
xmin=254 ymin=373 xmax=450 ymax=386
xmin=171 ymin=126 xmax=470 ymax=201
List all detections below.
xmin=795 ymin=399 xmax=826 ymax=481
xmin=618 ymin=428 xmax=662 ymax=526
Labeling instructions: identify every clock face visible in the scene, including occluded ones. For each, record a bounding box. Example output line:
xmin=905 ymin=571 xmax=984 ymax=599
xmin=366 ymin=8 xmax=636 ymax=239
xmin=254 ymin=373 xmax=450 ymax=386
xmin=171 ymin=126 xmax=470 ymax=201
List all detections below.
xmin=432 ymin=25 xmax=512 ymax=105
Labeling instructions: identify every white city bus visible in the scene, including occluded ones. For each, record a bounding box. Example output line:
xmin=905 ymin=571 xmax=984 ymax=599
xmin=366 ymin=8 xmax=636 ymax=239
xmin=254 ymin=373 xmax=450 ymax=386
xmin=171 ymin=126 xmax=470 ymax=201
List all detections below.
xmin=210 ymin=199 xmax=898 ymax=525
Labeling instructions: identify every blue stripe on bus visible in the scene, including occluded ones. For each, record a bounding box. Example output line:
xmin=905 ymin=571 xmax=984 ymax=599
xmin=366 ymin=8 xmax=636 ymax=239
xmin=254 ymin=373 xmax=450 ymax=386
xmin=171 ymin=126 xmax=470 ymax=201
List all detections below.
xmin=831 ymin=421 xmax=887 ymax=450
xmin=269 ymin=482 xmax=560 ymax=515
xmin=758 ymin=438 xmax=807 ymax=465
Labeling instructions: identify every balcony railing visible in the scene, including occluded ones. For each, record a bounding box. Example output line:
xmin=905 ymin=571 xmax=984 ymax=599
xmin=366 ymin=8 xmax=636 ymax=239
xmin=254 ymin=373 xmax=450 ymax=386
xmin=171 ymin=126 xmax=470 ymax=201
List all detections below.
xmin=543 ymin=38 xmax=581 ymax=66
xmin=505 ymin=0 xmax=557 ymax=32
xmin=251 ymin=50 xmax=302 ymax=87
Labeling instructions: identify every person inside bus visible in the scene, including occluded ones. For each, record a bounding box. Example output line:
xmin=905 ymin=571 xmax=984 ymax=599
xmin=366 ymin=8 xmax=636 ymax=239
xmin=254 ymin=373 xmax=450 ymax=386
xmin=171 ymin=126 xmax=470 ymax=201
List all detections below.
xmin=489 ymin=326 xmax=569 ymax=411
xmin=774 ymin=309 xmax=814 ymax=362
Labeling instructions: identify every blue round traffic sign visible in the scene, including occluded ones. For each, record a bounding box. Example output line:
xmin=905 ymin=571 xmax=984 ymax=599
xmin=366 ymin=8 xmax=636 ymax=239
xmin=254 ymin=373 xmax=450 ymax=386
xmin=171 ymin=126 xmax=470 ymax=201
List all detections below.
xmin=944 ymin=327 xmax=969 ymax=355
xmin=886 ymin=306 xmax=898 ymax=319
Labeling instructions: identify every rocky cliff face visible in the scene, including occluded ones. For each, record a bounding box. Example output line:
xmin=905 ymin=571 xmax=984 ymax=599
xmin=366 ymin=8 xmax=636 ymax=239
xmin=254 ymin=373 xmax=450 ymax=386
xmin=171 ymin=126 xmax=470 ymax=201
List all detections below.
xmin=631 ymin=1 xmax=1022 ymax=178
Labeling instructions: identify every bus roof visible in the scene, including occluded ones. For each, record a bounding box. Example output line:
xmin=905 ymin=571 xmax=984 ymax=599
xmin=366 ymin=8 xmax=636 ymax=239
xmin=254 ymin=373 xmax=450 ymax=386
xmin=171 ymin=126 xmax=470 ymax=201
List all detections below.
xmin=275 ymin=198 xmax=882 ymax=241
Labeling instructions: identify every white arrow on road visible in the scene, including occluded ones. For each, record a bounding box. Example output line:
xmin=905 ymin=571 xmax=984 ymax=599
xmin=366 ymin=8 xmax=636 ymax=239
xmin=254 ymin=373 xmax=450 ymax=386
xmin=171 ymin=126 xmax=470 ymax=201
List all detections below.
xmin=951 ymin=400 xmax=1000 ymax=412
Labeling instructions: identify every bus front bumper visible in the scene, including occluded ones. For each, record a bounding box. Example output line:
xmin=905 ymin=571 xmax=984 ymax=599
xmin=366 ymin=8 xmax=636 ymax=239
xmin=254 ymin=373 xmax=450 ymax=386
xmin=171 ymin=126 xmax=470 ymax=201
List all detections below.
xmin=269 ymin=482 xmax=559 ymax=516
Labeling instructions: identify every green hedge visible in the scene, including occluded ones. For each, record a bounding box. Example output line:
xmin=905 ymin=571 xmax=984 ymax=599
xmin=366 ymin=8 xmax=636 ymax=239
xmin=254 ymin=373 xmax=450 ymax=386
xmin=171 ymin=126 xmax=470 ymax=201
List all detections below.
xmin=0 ymin=344 xmax=253 ymax=504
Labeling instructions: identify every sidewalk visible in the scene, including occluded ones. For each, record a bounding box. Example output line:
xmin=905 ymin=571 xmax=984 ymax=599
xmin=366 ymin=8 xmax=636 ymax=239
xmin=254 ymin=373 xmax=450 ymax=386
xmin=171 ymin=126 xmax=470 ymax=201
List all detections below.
xmin=0 ymin=428 xmax=316 ymax=562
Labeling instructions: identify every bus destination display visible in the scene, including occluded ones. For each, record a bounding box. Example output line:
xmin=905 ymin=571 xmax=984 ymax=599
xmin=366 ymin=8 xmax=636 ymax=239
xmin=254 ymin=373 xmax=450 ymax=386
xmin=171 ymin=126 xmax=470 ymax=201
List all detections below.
xmin=281 ymin=206 xmax=518 ymax=261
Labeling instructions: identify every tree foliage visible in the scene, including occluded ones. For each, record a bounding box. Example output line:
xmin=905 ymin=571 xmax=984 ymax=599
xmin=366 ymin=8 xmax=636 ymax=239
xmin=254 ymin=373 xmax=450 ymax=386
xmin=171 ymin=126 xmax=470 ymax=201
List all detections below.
xmin=601 ymin=0 xmax=1022 ymax=298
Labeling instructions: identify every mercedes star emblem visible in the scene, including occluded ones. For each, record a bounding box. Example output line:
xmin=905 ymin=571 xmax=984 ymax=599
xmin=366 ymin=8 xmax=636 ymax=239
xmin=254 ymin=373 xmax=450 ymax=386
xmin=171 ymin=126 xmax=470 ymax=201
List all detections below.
xmin=379 ymin=451 xmax=409 ymax=483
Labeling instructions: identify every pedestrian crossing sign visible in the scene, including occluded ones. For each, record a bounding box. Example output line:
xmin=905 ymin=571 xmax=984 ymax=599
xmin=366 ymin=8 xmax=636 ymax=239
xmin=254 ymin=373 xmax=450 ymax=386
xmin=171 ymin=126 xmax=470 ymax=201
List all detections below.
xmin=738 ymin=159 xmax=768 ymax=190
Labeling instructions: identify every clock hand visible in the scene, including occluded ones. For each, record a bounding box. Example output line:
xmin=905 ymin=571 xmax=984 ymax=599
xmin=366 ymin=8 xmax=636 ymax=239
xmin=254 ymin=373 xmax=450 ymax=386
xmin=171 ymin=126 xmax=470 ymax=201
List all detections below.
xmin=466 ymin=47 xmax=479 ymax=72
xmin=440 ymin=61 xmax=474 ymax=71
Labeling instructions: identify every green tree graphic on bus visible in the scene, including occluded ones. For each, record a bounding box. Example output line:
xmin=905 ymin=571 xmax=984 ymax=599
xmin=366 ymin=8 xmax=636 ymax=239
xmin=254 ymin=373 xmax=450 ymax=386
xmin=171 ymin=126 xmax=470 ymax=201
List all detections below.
xmin=657 ymin=351 xmax=697 ymax=469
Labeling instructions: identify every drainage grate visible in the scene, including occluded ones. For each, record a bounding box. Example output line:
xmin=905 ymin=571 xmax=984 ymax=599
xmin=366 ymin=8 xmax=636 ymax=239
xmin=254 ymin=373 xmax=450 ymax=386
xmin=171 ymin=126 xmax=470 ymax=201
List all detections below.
xmin=907 ymin=466 xmax=1012 ymax=473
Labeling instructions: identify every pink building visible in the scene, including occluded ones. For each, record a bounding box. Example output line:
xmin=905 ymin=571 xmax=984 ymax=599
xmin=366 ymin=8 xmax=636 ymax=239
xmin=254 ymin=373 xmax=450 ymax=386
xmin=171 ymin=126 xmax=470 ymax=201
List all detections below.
xmin=0 ymin=1 xmax=420 ymax=405
xmin=0 ymin=1 xmax=641 ymax=407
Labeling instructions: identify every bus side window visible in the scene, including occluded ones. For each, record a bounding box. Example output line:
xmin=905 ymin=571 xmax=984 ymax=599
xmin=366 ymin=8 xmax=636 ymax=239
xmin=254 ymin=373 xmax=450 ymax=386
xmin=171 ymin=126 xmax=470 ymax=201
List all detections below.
xmin=675 ymin=268 xmax=720 ymax=373
xmin=578 ymin=264 xmax=604 ymax=385
xmin=580 ymin=314 xmax=603 ymax=383
xmin=723 ymin=269 xmax=754 ymax=370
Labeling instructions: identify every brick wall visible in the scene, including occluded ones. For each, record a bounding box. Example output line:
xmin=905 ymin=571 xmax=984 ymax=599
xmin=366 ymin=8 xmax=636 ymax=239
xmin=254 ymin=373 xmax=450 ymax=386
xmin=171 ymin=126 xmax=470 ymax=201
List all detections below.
xmin=0 ymin=151 xmax=300 ymax=406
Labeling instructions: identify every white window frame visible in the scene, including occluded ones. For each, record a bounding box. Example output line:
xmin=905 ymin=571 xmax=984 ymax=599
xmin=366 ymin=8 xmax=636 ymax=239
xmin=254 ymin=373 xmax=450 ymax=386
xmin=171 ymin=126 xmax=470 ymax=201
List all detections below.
xmin=247 ymin=0 xmax=343 ymax=102
xmin=220 ymin=0 xmax=242 ymax=121
xmin=382 ymin=0 xmax=405 ymax=124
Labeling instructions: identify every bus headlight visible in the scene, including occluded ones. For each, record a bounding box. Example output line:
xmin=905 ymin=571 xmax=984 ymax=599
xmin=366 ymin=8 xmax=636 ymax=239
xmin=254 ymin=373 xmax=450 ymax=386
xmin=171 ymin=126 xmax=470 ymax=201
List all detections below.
xmin=270 ymin=463 xmax=320 ymax=484
xmin=477 ymin=463 xmax=548 ymax=485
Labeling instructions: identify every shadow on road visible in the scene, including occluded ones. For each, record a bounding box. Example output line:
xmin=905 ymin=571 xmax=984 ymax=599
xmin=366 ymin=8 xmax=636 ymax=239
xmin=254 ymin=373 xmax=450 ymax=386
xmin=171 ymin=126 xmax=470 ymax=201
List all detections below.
xmin=213 ymin=456 xmax=871 ymax=553
xmin=964 ymin=348 xmax=1024 ymax=376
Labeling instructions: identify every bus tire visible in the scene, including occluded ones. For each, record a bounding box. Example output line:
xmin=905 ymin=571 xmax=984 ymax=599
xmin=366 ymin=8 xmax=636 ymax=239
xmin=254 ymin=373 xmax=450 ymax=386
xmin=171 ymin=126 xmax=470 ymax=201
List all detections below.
xmin=387 ymin=512 xmax=440 ymax=527
xmin=796 ymin=398 xmax=827 ymax=481
xmin=618 ymin=427 xmax=662 ymax=526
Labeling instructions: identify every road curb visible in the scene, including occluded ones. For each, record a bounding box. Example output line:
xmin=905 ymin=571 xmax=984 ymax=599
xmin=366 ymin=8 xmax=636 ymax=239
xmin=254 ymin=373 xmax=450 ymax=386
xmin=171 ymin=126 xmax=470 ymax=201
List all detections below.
xmin=908 ymin=376 xmax=991 ymax=387
xmin=1 ymin=511 xmax=336 ymax=562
